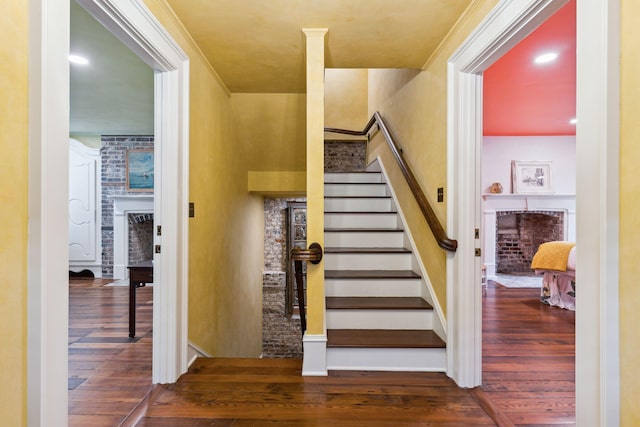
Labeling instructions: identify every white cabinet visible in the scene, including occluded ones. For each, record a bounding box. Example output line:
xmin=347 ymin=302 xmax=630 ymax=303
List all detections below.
xmin=69 ymin=138 xmax=102 ymax=277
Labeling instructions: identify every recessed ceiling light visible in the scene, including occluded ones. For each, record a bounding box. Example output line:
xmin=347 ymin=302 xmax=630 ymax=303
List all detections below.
xmin=569 ymin=118 xmax=577 ymax=125
xmin=69 ymin=54 xmax=89 ymax=65
xmin=534 ymin=52 xmax=558 ymax=65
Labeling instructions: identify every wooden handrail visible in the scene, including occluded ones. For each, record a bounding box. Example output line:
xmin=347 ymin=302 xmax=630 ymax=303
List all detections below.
xmin=326 ymin=112 xmax=458 ymax=252
xmin=291 ymin=243 xmax=323 ymax=336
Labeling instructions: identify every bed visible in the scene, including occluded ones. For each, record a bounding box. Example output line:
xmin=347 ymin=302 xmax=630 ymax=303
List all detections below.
xmin=531 ymin=241 xmax=576 ymax=311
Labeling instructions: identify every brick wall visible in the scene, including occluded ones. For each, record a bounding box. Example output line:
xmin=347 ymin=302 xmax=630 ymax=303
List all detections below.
xmin=496 ymin=211 xmax=564 ymax=273
xmin=263 ymin=198 xmax=305 ymax=358
xmin=101 ymin=136 xmax=154 ymax=277
xmin=324 ymin=140 xmax=366 ymax=172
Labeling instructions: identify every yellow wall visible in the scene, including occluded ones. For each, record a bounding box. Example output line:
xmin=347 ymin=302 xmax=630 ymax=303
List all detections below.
xmin=144 ymin=0 xmax=263 ymax=356
xmin=325 ymin=69 xmax=368 ymax=130
xmin=248 ymin=171 xmax=306 ymax=196
xmin=0 ymin=2 xmax=28 ymax=425
xmin=366 ymin=0 xmax=498 ymax=314
xmin=232 ymin=93 xmax=307 ymax=172
xmin=303 ymin=29 xmax=327 ymax=335
xmin=620 ymin=0 xmax=640 ymax=423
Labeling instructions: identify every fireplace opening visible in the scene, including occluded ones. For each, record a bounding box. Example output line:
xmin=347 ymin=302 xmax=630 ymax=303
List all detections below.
xmin=496 ymin=211 xmax=564 ymax=273
xmin=128 ymin=213 xmax=154 ymax=264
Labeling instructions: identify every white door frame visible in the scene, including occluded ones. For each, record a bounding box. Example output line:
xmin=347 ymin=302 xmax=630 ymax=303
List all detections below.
xmin=28 ymin=1 xmax=190 ymax=425
xmin=446 ymin=0 xmax=619 ymax=425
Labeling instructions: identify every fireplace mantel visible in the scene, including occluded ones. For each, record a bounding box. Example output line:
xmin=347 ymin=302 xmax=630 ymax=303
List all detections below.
xmin=482 ymin=193 xmax=576 ymax=278
xmin=110 ymin=195 xmax=154 ymax=280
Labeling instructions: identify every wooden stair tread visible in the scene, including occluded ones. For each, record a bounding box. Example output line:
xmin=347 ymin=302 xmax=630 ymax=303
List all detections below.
xmin=324 ymin=228 xmax=404 ymax=232
xmin=324 ymin=211 xmax=397 ymax=214
xmin=325 ymin=270 xmax=421 ymax=279
xmin=324 ymin=138 xmax=368 ymax=143
xmin=324 ymin=195 xmax=391 ymax=199
xmin=327 ymin=329 xmax=446 ymax=349
xmin=325 ymin=182 xmax=386 ymax=185
xmin=324 ymin=247 xmax=411 ymax=254
xmin=326 ymin=297 xmax=433 ymax=310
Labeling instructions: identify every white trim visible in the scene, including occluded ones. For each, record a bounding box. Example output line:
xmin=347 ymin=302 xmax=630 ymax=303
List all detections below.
xmin=302 ymin=333 xmax=328 ymax=376
xmin=447 ymin=0 xmax=620 ymax=422
xmin=74 ymin=0 xmax=191 ymax=386
xmin=576 ymin=0 xmax=620 ymax=425
xmin=374 ymin=157 xmax=447 ymax=341
xmin=29 ymin=0 xmax=189 ymax=424
xmin=446 ymin=0 xmax=568 ymax=387
xmin=188 ymin=341 xmax=212 ymax=367
xmin=28 ymin=1 xmax=71 ymax=425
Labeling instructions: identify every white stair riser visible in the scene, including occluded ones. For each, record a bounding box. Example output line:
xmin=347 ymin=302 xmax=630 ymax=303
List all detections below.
xmin=325 ymin=198 xmax=393 ymax=212
xmin=324 ymin=213 xmax=399 ymax=229
xmin=325 ymin=173 xmax=383 ymax=183
xmin=326 ymin=310 xmax=433 ymax=329
xmin=324 ymin=231 xmax=405 ymax=248
xmin=326 ymin=347 xmax=446 ymax=372
xmin=324 ymin=184 xmax=388 ymax=197
xmin=325 ymin=253 xmax=412 ymax=270
xmin=325 ymin=279 xmax=421 ymax=297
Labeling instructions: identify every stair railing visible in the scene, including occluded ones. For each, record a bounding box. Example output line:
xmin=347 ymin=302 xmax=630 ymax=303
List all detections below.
xmin=325 ymin=111 xmax=458 ymax=252
xmin=290 ymin=242 xmax=323 ymax=336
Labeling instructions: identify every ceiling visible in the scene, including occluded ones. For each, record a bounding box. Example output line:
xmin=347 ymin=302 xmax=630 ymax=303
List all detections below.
xmin=164 ymin=0 xmax=474 ymax=93
xmin=70 ymin=0 xmax=575 ymax=137
xmin=483 ymin=0 xmax=576 ymax=136
xmin=70 ymin=1 xmax=154 ymax=136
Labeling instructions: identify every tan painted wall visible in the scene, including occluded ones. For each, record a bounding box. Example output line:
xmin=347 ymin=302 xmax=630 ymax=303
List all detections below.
xmin=231 ymin=93 xmax=307 ymax=172
xmin=366 ymin=1 xmax=499 ymax=314
xmin=620 ymin=0 xmax=640 ymax=423
xmin=0 ymin=2 xmax=28 ymax=425
xmin=144 ymin=0 xmax=263 ymax=356
xmin=325 ymin=69 xmax=368 ymax=130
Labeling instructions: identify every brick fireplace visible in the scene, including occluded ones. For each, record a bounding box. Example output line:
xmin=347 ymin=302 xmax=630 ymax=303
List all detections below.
xmin=482 ymin=194 xmax=576 ymax=279
xmin=128 ymin=213 xmax=154 ymax=265
xmin=111 ymin=195 xmax=154 ymax=280
xmin=495 ymin=211 xmax=563 ymax=273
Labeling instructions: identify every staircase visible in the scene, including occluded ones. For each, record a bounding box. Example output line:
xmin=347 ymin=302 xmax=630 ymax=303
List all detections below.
xmin=323 ymin=162 xmax=446 ymax=371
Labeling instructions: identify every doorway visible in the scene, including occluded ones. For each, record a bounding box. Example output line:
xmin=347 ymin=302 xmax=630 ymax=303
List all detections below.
xmin=28 ymin=1 xmax=189 ymax=424
xmin=446 ymin=0 xmax=619 ymax=424
xmin=478 ymin=3 xmax=577 ymax=421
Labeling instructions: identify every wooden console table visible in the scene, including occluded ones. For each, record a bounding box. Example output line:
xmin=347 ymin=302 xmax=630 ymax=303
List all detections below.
xmin=128 ymin=260 xmax=153 ymax=338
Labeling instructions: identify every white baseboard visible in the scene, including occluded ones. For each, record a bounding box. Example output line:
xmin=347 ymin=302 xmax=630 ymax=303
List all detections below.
xmin=187 ymin=341 xmax=211 ymax=367
xmin=302 ymin=333 xmax=328 ymax=376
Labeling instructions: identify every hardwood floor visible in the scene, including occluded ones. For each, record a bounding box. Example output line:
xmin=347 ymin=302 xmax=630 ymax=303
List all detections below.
xmin=138 ymin=358 xmax=495 ymax=426
xmin=68 ymin=277 xmax=153 ymax=427
xmin=481 ymin=281 xmax=576 ymax=426
xmin=68 ymin=278 xmax=575 ymax=426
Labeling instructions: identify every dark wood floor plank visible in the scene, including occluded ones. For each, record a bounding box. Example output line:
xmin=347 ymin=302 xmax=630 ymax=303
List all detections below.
xmin=68 ymin=278 xmax=153 ymax=427
xmin=480 ymin=283 xmax=575 ymax=426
